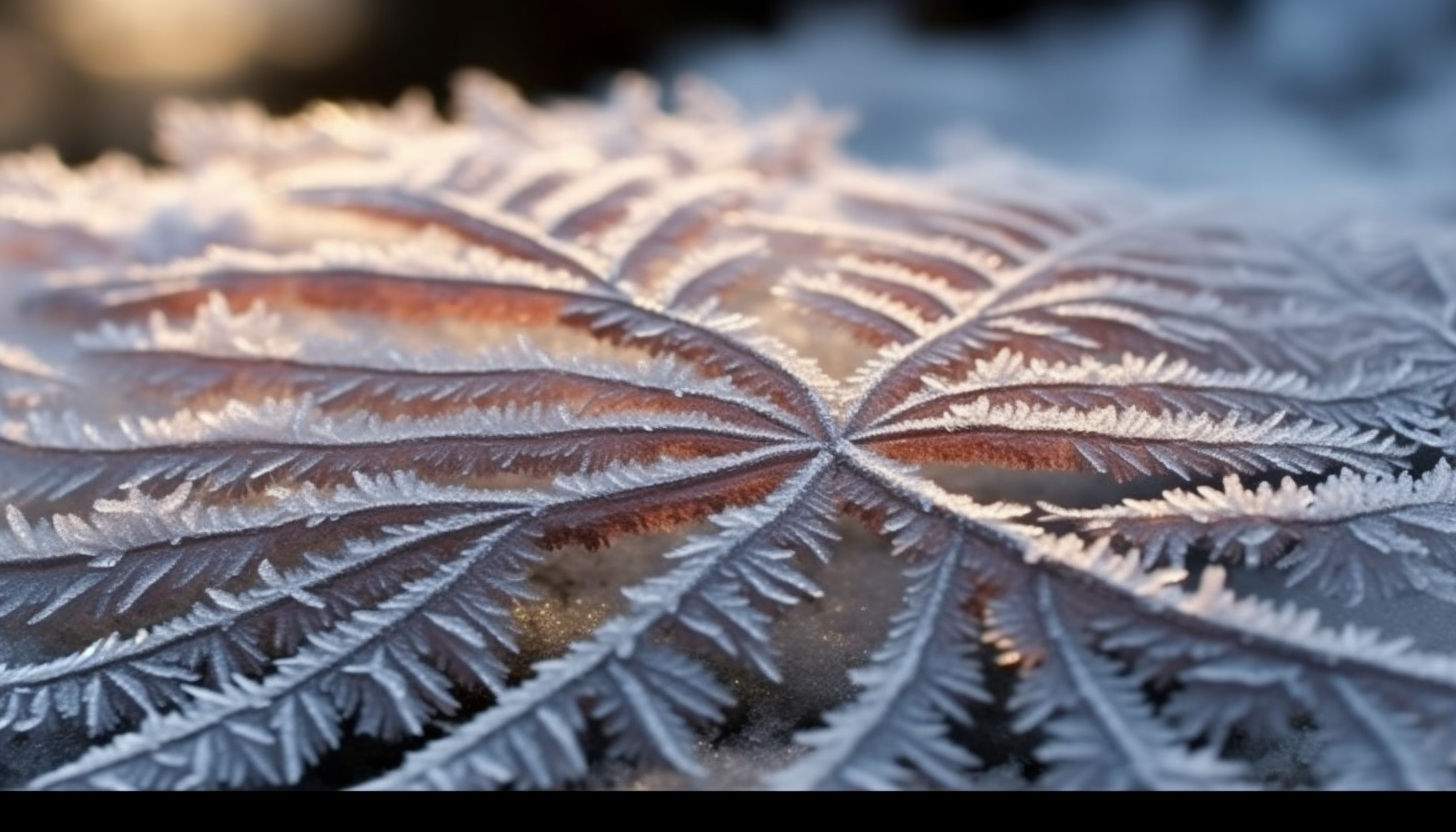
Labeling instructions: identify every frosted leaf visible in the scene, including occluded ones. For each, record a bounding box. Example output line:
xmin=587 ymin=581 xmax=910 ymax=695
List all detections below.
xmin=2 ymin=71 xmax=1451 ymax=792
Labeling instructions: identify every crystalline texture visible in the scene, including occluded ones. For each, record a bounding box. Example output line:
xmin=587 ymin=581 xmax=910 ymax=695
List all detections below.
xmin=2 ymin=73 xmax=1455 ymax=790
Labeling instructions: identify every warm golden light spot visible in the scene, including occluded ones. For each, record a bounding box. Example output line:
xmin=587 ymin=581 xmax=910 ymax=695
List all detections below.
xmin=38 ymin=0 xmax=266 ymax=83
xmin=31 ymin=0 xmax=367 ymax=85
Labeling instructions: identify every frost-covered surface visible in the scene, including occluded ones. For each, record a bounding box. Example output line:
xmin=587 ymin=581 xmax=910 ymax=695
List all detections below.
xmin=3 ymin=74 xmax=1456 ymax=790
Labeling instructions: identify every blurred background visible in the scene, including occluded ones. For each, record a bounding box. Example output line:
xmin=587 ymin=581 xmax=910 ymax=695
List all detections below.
xmin=1 ymin=0 xmax=1454 ymax=196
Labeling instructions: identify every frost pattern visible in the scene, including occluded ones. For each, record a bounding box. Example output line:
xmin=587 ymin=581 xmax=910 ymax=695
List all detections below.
xmin=2 ymin=73 xmax=1456 ymax=790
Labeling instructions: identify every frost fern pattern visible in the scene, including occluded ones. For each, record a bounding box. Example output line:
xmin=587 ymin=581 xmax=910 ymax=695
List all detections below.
xmin=2 ymin=75 xmax=1456 ymax=789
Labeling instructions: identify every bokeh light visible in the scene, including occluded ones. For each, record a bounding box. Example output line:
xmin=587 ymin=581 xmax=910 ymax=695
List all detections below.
xmin=32 ymin=0 xmax=268 ymax=84
xmin=27 ymin=0 xmax=366 ymax=85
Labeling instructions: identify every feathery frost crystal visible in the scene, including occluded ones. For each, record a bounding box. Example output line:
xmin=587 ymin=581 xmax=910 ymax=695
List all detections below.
xmin=3 ymin=73 xmax=1456 ymax=790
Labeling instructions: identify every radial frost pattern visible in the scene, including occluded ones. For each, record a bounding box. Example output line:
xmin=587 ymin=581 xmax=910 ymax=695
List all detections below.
xmin=2 ymin=73 xmax=1456 ymax=790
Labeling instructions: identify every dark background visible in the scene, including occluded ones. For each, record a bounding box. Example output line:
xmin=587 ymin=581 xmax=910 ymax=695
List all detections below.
xmin=3 ymin=0 xmax=1455 ymax=199
xmin=0 ymin=0 xmax=1245 ymax=162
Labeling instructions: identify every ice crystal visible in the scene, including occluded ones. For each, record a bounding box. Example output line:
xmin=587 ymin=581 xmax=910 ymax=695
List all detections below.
xmin=2 ymin=73 xmax=1456 ymax=790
